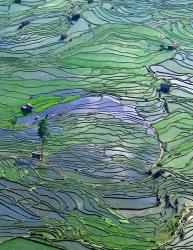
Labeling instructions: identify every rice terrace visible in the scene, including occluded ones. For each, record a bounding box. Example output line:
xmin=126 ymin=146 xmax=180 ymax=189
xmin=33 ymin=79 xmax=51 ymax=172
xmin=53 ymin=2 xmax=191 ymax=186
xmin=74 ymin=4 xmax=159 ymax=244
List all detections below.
xmin=1 ymin=0 xmax=193 ymax=249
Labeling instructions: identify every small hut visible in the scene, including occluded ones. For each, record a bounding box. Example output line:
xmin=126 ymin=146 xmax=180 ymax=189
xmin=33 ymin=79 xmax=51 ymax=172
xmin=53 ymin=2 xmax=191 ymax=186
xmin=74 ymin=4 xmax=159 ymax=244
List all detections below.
xmin=19 ymin=20 xmax=30 ymax=29
xmin=160 ymin=43 xmax=177 ymax=51
xmin=68 ymin=14 xmax=80 ymax=22
xmin=168 ymin=42 xmax=177 ymax=50
xmin=152 ymin=169 xmax=165 ymax=179
xmin=20 ymin=103 xmax=33 ymax=113
xmin=32 ymin=151 xmax=42 ymax=161
xmin=60 ymin=33 xmax=68 ymax=41
xmin=158 ymin=83 xmax=171 ymax=93
xmin=167 ymin=45 xmax=175 ymax=51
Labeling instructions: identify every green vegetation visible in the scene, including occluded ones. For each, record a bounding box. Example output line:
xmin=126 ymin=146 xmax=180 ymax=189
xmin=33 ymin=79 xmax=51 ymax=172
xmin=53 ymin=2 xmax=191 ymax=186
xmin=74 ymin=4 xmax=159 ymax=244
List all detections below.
xmin=167 ymin=216 xmax=179 ymax=236
xmin=0 ymin=1 xmax=193 ymax=250
xmin=29 ymin=96 xmax=62 ymax=112
xmin=0 ymin=238 xmax=59 ymax=250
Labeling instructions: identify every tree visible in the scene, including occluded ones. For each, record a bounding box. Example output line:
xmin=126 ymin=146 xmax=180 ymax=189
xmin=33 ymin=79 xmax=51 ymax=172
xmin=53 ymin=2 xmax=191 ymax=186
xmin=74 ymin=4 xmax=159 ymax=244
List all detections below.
xmin=10 ymin=115 xmax=17 ymax=132
xmin=38 ymin=118 xmax=49 ymax=159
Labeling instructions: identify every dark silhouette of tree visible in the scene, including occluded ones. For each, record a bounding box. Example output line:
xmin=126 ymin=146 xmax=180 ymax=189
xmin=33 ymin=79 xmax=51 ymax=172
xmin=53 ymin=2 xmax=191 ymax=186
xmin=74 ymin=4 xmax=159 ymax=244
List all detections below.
xmin=38 ymin=118 xmax=49 ymax=159
xmin=10 ymin=115 xmax=17 ymax=132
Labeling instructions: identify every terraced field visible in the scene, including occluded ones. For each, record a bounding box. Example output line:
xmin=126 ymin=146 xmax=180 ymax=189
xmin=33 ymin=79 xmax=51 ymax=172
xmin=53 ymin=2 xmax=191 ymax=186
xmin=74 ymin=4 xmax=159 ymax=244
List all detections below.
xmin=1 ymin=0 xmax=193 ymax=249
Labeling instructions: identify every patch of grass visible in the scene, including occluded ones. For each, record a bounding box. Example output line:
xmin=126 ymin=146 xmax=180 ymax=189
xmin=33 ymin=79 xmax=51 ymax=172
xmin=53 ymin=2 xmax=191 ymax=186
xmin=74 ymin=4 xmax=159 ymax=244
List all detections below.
xmin=154 ymin=231 xmax=170 ymax=245
xmin=0 ymin=238 xmax=59 ymax=250
xmin=63 ymin=95 xmax=80 ymax=103
xmin=14 ymin=95 xmax=81 ymax=117
xmin=167 ymin=216 xmax=179 ymax=234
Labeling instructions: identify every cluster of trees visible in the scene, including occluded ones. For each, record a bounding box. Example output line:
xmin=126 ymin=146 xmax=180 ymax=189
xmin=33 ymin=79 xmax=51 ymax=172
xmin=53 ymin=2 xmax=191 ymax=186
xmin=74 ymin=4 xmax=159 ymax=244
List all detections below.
xmin=38 ymin=118 xmax=49 ymax=159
